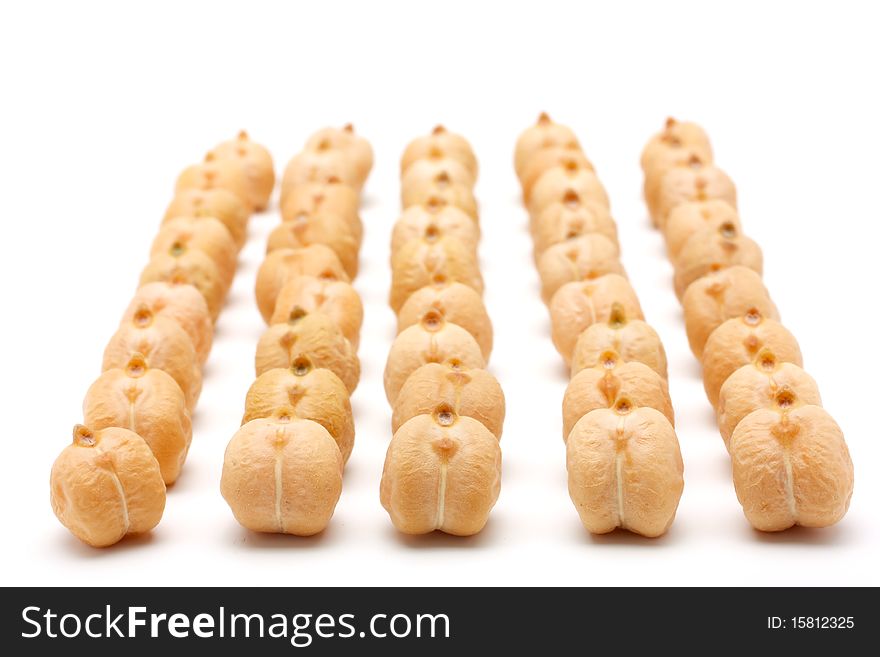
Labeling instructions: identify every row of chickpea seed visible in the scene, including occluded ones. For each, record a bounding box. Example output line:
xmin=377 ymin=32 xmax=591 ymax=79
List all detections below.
xmin=49 ymin=118 xmax=854 ymax=548
xmin=641 ymin=118 xmax=853 ymax=531
xmin=220 ymin=126 xmax=372 ymax=535
xmin=50 ymin=131 xmax=272 ymax=546
xmin=515 ymin=113 xmax=684 ymax=537
xmin=381 ymin=127 xmax=504 ymax=536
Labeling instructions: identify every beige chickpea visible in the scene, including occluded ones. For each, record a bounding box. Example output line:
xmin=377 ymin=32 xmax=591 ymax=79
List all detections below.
xmin=643 ymin=149 xmax=711 ymax=228
xmin=163 ymin=188 xmax=249 ymax=249
xmin=83 ymin=353 xmax=191 ymax=485
xmin=640 ymin=117 xmax=714 ymax=177
xmin=122 ymin=282 xmax=213 ymax=365
xmin=389 ymin=235 xmax=483 ymax=313
xmin=664 ymin=199 xmax=740 ymax=259
xmin=221 ymin=414 xmax=343 ymax=536
xmin=673 ymin=221 xmax=764 ymax=299
xmin=528 ymin=162 xmax=610 ymax=218
xmin=401 ymin=157 xmax=476 ymax=201
xmin=279 ymin=180 xmax=362 ymax=242
xmin=392 ymin=362 xmax=505 ymax=438
xmin=717 ymin=351 xmax=821 ymax=447
xmin=103 ymin=305 xmax=202 ymax=412
xmin=50 ymin=425 xmax=166 ymax=548
xmin=266 ymin=213 xmax=359 ymax=279
xmin=524 ymin=153 xmax=597 ymax=209
xmin=729 ymin=404 xmax=853 ymax=531
xmin=653 ymin=158 xmax=737 ymax=227
xmin=175 ymin=154 xmax=253 ymax=211
xmin=270 ymin=276 xmax=363 ymax=348
xmin=390 ymin=205 xmax=479 ymax=257
xmin=280 ymin=149 xmax=361 ymax=193
xmin=304 ymin=124 xmax=373 ymax=187
xmin=538 ymin=234 xmax=624 ymax=305
xmin=549 ymin=274 xmax=643 ymax=364
xmin=701 ymin=311 xmax=802 ymax=407
xmin=151 ymin=217 xmax=238 ymax=290
xmin=514 ymin=112 xmax=580 ymax=178
xmin=400 ymin=165 xmax=476 ymax=208
xmin=571 ymin=305 xmax=668 ymax=379
xmin=531 ymin=193 xmax=619 ymax=260
xmin=255 ymin=245 xmax=350 ymax=323
xmin=401 ymin=180 xmax=478 ymax=221
xmin=562 ymin=353 xmax=673 ymax=440
xmin=139 ymin=246 xmax=227 ymax=322
xmin=681 ymin=266 xmax=779 ymax=358
xmin=380 ymin=412 xmax=501 ymax=536
xmin=567 ymin=401 xmax=683 ymax=537
xmin=255 ymin=312 xmax=360 ymax=393
xmin=209 ymin=130 xmax=275 ymax=211
xmin=519 ymin=146 xmax=592 ymax=202
xmin=396 ymin=282 xmax=492 ymax=360
xmin=400 ymin=125 xmax=478 ymax=180
xmin=242 ymin=359 xmax=354 ymax=463
xmin=383 ymin=313 xmax=486 ymax=404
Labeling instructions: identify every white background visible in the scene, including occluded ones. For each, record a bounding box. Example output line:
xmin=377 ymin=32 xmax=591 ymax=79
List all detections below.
xmin=1 ymin=0 xmax=878 ymax=587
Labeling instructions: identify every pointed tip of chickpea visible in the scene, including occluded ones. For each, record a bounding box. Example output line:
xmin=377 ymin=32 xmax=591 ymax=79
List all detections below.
xmin=125 ymin=352 xmax=149 ymax=377
xmin=286 ymin=305 xmax=309 ymax=324
xmin=290 ymin=354 xmax=313 ymax=377
xmin=72 ymin=424 xmax=97 ymax=447
xmin=607 ymin=302 xmax=630 ymax=328
xmin=132 ymin=304 xmax=156 ymax=328
xmin=612 ymin=396 xmax=635 ymax=416
xmin=433 ymin=404 xmax=457 ymax=428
